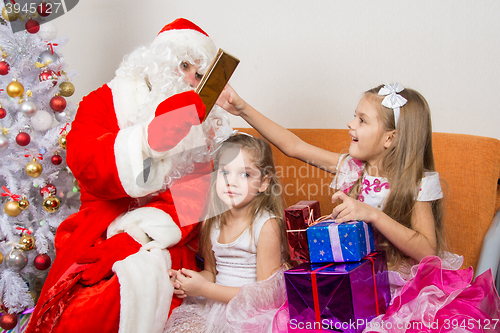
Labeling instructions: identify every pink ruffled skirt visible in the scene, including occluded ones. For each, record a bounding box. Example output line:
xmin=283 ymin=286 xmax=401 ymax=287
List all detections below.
xmin=365 ymin=253 xmax=500 ymax=333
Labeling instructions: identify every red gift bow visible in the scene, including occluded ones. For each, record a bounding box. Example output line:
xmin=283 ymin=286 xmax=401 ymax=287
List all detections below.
xmin=45 ymin=43 xmax=59 ymax=54
xmin=1 ymin=186 xmax=20 ymax=201
xmin=16 ymin=227 xmax=32 ymax=235
xmin=25 ymin=150 xmax=44 ymax=160
xmin=311 ymin=263 xmax=335 ymax=330
xmin=59 ymin=123 xmax=69 ymax=134
xmin=363 ymin=252 xmax=380 ymax=316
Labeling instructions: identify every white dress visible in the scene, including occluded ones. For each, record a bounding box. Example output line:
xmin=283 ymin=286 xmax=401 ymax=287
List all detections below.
xmin=331 ymin=154 xmax=443 ymax=209
xmin=164 ymin=210 xmax=287 ymax=333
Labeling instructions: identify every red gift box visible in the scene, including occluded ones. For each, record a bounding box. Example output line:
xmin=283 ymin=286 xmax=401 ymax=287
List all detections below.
xmin=285 ymin=201 xmax=321 ymax=266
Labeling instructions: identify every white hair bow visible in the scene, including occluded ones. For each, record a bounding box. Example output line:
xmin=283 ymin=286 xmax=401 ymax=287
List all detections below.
xmin=378 ymin=83 xmax=407 ymax=127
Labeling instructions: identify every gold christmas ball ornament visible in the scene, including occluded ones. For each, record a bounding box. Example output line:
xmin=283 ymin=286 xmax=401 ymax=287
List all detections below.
xmin=59 ymin=81 xmax=75 ymax=97
xmin=6 ymin=80 xmax=24 ymax=98
xmin=29 ymin=291 xmax=38 ymax=304
xmin=43 ymin=195 xmax=60 ymax=213
xmin=2 ymin=6 xmax=19 ymax=22
xmin=19 ymin=233 xmax=36 ymax=251
xmin=25 ymin=158 xmax=43 ymax=178
xmin=0 ymin=251 xmax=3 ymax=264
xmin=4 ymin=200 xmax=21 ymax=217
xmin=18 ymin=198 xmax=29 ymax=210
xmin=58 ymin=132 xmax=67 ymax=149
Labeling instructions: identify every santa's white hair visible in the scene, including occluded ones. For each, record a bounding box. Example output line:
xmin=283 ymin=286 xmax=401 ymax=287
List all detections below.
xmin=115 ymin=28 xmax=217 ymax=125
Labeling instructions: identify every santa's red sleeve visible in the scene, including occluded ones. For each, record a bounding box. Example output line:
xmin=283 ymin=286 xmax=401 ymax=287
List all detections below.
xmin=67 ymin=83 xmax=185 ymax=201
xmin=66 ymin=84 xmax=129 ymax=200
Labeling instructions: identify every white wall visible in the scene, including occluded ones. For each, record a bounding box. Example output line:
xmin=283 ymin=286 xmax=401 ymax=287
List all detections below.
xmin=54 ymin=0 xmax=500 ymax=139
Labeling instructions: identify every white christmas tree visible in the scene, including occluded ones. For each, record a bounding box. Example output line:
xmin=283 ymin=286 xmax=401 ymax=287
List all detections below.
xmin=0 ymin=3 xmax=79 ymax=330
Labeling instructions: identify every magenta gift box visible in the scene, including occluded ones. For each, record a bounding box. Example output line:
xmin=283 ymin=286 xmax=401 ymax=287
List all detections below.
xmin=284 ymin=251 xmax=390 ymax=333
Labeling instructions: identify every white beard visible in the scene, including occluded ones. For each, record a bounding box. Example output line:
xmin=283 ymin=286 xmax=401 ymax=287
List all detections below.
xmin=108 ymin=69 xmax=193 ymax=130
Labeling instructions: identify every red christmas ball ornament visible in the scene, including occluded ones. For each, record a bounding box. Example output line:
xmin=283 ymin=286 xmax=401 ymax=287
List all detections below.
xmin=0 ymin=60 xmax=9 ymax=75
xmin=40 ymin=183 xmax=57 ymax=197
xmin=37 ymin=2 xmax=51 ymax=17
xmin=50 ymin=95 xmax=66 ymax=112
xmin=25 ymin=19 xmax=40 ymax=34
xmin=39 ymin=69 xmax=58 ymax=87
xmin=0 ymin=312 xmax=18 ymax=330
xmin=0 ymin=107 xmax=6 ymax=119
xmin=15 ymin=132 xmax=30 ymax=146
xmin=51 ymin=153 xmax=62 ymax=165
xmin=34 ymin=253 xmax=52 ymax=270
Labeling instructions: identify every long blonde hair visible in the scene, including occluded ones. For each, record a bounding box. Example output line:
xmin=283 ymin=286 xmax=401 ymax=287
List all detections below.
xmin=200 ymin=135 xmax=290 ymax=271
xmin=348 ymin=85 xmax=445 ymax=268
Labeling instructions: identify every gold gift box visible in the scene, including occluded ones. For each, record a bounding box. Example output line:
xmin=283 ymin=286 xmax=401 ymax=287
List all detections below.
xmin=196 ymin=49 xmax=240 ymax=120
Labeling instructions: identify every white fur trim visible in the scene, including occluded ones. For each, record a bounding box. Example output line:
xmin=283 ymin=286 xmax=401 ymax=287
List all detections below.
xmin=114 ymin=122 xmax=174 ymax=198
xmin=107 ymin=207 xmax=182 ymax=249
xmin=151 ymin=29 xmax=216 ymax=61
xmin=108 ymin=76 xmax=152 ymax=130
xmin=114 ymin=248 xmax=173 ymax=333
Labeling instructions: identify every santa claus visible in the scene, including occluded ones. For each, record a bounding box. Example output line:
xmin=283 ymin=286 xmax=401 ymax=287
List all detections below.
xmin=26 ymin=18 xmax=228 ymax=333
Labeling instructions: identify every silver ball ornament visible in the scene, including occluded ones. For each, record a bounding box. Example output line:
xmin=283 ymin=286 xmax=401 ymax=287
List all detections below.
xmin=37 ymin=50 xmax=59 ymax=65
xmin=0 ymin=134 xmax=8 ymax=150
xmin=20 ymin=101 xmax=38 ymax=117
xmin=54 ymin=109 xmax=71 ymax=122
xmin=6 ymin=248 xmax=28 ymax=271
xmin=31 ymin=110 xmax=53 ymax=131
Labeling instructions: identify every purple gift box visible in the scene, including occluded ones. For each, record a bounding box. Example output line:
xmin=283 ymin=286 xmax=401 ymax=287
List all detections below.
xmin=284 ymin=251 xmax=390 ymax=333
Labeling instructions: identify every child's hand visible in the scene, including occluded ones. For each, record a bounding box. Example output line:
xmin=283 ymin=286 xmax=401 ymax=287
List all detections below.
xmin=331 ymin=191 xmax=378 ymax=224
xmin=216 ymin=84 xmax=246 ymax=116
xmin=176 ymin=268 xmax=210 ymax=298
xmin=169 ymin=269 xmax=186 ymax=298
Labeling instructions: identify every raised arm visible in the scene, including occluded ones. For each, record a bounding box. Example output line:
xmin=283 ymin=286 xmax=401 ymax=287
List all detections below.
xmin=217 ymin=85 xmax=340 ymax=173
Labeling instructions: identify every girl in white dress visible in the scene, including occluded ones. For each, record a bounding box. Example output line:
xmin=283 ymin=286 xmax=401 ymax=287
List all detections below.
xmin=218 ymin=83 xmax=500 ymax=332
xmin=164 ymin=134 xmax=290 ymax=333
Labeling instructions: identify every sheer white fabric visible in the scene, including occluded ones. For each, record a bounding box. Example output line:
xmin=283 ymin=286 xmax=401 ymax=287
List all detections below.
xmin=164 ymin=210 xmax=287 ymax=332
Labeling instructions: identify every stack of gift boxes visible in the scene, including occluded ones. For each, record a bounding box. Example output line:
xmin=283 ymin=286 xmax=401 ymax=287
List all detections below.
xmin=284 ymin=201 xmax=391 ymax=333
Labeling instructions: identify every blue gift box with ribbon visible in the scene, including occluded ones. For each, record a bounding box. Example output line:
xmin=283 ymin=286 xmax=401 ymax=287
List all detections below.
xmin=307 ymin=220 xmax=375 ymax=263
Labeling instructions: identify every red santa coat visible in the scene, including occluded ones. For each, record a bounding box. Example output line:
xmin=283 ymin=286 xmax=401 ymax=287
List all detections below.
xmin=26 ymin=80 xmax=210 ymax=333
